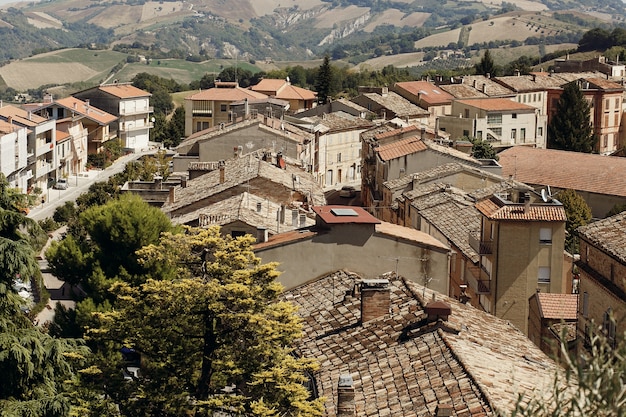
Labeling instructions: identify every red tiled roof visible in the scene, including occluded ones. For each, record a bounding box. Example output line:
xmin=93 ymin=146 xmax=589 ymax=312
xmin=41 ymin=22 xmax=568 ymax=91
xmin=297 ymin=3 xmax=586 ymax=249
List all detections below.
xmin=499 ymin=146 xmax=626 ymax=198
xmin=0 ymin=105 xmax=47 ymax=127
xmin=56 ymin=129 xmax=70 ymax=142
xmin=584 ymin=77 xmax=624 ymax=90
xmin=394 ymin=81 xmax=454 ymax=105
xmin=373 ymin=124 xmax=419 ymax=140
xmin=186 ymin=85 xmax=268 ymax=102
xmin=98 ymin=84 xmax=151 ymax=99
xmin=455 ymin=98 xmax=536 ymax=112
xmin=535 ymin=293 xmax=578 ymax=320
xmin=475 ymin=198 xmax=566 ymax=222
xmin=375 ymin=136 xmax=427 ymax=161
xmin=312 ymin=205 xmax=381 ymax=225
xmin=251 ymin=79 xmax=317 ymax=101
xmin=54 ymin=96 xmax=117 ymax=125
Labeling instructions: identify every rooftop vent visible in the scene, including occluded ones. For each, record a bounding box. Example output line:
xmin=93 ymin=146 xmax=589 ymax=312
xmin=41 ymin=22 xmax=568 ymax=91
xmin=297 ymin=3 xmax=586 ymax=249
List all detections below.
xmin=425 ymin=300 xmax=452 ymax=322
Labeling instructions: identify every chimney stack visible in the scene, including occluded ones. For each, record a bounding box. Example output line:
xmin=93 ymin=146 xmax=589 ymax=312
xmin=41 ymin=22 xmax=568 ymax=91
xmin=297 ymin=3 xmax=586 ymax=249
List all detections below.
xmin=218 ymin=161 xmax=225 ymax=184
xmin=425 ymin=300 xmax=452 ymax=323
xmin=337 ymin=375 xmax=355 ymax=417
xmin=361 ymin=279 xmax=390 ymax=322
xmin=168 ymin=186 xmax=175 ymax=203
xmin=523 ymin=192 xmax=531 ymax=213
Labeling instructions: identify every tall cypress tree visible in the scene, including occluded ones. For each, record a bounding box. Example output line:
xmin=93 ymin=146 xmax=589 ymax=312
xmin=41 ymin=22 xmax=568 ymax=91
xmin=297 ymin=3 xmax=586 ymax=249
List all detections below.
xmin=315 ymin=54 xmax=333 ymax=104
xmin=475 ymin=49 xmax=496 ymax=76
xmin=547 ymin=81 xmax=597 ymax=153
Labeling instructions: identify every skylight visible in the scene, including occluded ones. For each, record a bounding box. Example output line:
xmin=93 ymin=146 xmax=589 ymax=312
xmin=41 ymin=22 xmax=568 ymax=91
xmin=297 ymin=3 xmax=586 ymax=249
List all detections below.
xmin=330 ymin=208 xmax=358 ymax=217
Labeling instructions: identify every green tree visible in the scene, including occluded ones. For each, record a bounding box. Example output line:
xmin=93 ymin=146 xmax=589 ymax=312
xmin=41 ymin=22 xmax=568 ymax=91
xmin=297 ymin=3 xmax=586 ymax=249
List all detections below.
xmin=474 ymin=49 xmax=497 ymax=76
xmin=469 ymin=137 xmax=499 ymax=160
xmin=88 ymin=227 xmax=325 ymax=416
xmin=315 ymin=54 xmax=333 ymax=104
xmin=0 ymin=282 xmax=89 ymax=417
xmin=79 ymin=193 xmax=173 ymax=280
xmin=547 ymin=81 xmax=597 ymax=153
xmin=606 ymin=203 xmax=626 ymax=217
xmin=558 ymin=189 xmax=592 ymax=253
xmin=165 ymin=106 xmax=185 ymax=148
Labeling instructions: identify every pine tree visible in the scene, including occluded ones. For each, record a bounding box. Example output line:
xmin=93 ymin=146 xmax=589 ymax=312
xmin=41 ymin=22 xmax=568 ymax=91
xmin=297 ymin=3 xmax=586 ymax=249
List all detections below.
xmin=475 ymin=49 xmax=496 ymax=76
xmin=315 ymin=54 xmax=333 ymax=104
xmin=547 ymin=81 xmax=598 ymax=153
xmin=87 ymin=226 xmax=325 ymax=417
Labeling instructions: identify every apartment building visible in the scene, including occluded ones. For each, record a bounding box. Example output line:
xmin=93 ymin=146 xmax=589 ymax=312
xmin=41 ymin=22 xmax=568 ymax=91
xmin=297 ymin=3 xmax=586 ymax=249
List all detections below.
xmin=471 ymin=191 xmax=567 ymax=334
xmin=392 ymin=80 xmax=454 ymax=126
xmin=0 ymin=105 xmax=57 ymax=192
xmin=577 ymin=212 xmax=626 ymax=347
xmin=74 ymin=83 xmax=153 ymax=151
xmin=250 ymin=78 xmax=317 ymax=112
xmin=0 ymin=120 xmax=29 ymax=193
xmin=438 ymin=97 xmax=541 ymax=148
xmin=183 ymin=82 xmax=268 ymax=136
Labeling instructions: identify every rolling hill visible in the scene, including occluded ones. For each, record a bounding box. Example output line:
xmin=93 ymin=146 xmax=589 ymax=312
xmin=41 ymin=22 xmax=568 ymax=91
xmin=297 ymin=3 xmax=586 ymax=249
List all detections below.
xmin=0 ymin=0 xmax=622 ymax=90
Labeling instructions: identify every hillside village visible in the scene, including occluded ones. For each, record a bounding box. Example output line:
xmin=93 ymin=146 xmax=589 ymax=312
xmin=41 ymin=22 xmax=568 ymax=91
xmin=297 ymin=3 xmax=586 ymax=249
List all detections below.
xmin=3 ymin=52 xmax=626 ymax=415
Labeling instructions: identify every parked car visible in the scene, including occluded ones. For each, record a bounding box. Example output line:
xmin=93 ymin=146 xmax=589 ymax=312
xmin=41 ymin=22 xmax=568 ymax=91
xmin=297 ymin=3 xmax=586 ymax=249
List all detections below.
xmin=54 ymin=178 xmax=68 ymax=190
xmin=339 ymin=185 xmax=357 ymax=198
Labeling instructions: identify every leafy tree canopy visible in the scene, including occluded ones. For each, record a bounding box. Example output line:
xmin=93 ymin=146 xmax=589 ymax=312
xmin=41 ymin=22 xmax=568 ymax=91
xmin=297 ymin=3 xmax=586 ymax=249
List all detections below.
xmin=87 ymin=226 xmax=325 ymax=417
xmin=557 ymin=189 xmax=592 ymax=253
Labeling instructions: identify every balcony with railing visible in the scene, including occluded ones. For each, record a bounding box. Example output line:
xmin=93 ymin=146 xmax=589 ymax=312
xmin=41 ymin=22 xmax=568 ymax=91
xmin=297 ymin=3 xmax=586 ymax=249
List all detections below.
xmin=468 ymin=231 xmax=493 ymax=255
xmin=467 ymin=265 xmax=492 ymax=294
xmin=119 ymin=106 xmax=154 ymax=116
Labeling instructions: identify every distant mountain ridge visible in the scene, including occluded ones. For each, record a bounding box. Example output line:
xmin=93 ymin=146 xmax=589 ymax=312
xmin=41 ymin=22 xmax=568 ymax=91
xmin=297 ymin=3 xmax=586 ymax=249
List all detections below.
xmin=0 ymin=0 xmax=623 ymax=63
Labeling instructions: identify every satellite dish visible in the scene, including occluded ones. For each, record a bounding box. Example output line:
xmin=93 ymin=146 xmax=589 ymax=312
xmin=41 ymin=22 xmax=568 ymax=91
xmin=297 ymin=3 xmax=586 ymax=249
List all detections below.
xmin=541 ymin=188 xmax=549 ymax=202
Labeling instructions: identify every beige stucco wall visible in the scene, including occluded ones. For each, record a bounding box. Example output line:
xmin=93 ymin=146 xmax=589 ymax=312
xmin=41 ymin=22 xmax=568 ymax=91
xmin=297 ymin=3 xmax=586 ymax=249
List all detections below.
xmin=255 ymin=224 xmax=450 ymax=293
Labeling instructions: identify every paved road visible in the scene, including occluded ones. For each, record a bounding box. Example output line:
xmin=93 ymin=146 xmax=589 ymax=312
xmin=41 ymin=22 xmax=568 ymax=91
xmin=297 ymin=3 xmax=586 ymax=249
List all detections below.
xmin=31 ymin=146 xmax=160 ymax=326
xmin=28 ymin=147 xmax=158 ymax=222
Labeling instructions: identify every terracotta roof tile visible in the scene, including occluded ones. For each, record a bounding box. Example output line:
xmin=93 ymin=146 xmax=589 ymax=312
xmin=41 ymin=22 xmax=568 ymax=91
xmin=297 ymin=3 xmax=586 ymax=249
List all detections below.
xmin=475 ymin=196 xmax=566 ymax=222
xmin=499 ymin=146 xmax=626 ymax=198
xmin=0 ymin=104 xmax=47 ymax=127
xmin=286 ymin=272 xmax=561 ymax=416
xmin=535 ymin=293 xmax=578 ymax=320
xmin=186 ymin=85 xmax=268 ymax=102
xmin=577 ymin=211 xmax=626 ymax=263
xmin=54 ymin=96 xmax=117 ymax=125
xmin=313 ymin=205 xmax=381 ymax=225
xmin=455 ymin=98 xmax=536 ymax=112
xmin=98 ymin=83 xmax=151 ymax=98
xmin=375 ymin=136 xmax=427 ymax=161
xmin=393 ymin=81 xmax=454 ymax=105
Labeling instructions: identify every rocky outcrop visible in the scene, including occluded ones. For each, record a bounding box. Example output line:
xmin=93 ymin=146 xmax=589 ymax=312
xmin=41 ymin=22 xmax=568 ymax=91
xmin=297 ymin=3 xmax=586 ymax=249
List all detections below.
xmin=318 ymin=10 xmax=371 ymax=46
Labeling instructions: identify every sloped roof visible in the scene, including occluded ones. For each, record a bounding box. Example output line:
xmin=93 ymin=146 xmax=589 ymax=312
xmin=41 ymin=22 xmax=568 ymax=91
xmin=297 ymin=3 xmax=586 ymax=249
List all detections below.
xmin=54 ymin=96 xmax=117 ymax=125
xmin=375 ymin=135 xmax=427 ymax=161
xmin=455 ymin=98 xmax=536 ymax=112
xmin=171 ymin=191 xmax=315 ymax=233
xmin=393 ymin=81 xmax=454 ymax=105
xmin=161 ymin=155 xmax=326 ymax=215
xmin=0 ymin=104 xmax=48 ymax=127
xmin=304 ymin=112 xmax=374 ymax=132
xmin=98 ymin=83 xmax=151 ymax=98
xmin=0 ymin=119 xmax=22 ymax=134
xmin=499 ymin=146 xmax=626 ymax=198
xmin=577 ymin=211 xmax=626 ymax=264
xmin=287 ymin=271 xmax=559 ymax=416
xmin=251 ymin=79 xmax=317 ymax=101
xmin=186 ymin=84 xmax=268 ymax=102
xmin=535 ymin=293 xmax=578 ymax=320
xmin=358 ymin=91 xmax=430 ymax=117
xmin=475 ymin=196 xmax=566 ymax=222
xmin=56 ymin=129 xmax=70 ymax=142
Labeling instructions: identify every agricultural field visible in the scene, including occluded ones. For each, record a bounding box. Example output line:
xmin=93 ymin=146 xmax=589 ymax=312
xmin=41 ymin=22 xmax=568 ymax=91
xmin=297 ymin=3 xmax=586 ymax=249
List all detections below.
xmin=358 ymin=52 xmax=426 ymax=70
xmin=314 ymin=5 xmax=369 ymax=29
xmin=414 ymin=28 xmax=462 ymax=49
xmin=112 ymin=58 xmax=261 ymax=85
xmin=362 ymin=10 xmax=430 ymax=33
xmin=249 ymin=0 xmax=324 ymax=16
xmin=0 ymin=49 xmax=127 ymax=90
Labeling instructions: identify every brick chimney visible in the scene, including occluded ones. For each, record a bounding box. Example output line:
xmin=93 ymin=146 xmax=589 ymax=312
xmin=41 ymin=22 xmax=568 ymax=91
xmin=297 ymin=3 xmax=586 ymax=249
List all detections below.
xmin=337 ymin=374 xmax=355 ymax=417
xmin=168 ymin=186 xmax=175 ymax=203
xmin=361 ymin=279 xmax=390 ymax=322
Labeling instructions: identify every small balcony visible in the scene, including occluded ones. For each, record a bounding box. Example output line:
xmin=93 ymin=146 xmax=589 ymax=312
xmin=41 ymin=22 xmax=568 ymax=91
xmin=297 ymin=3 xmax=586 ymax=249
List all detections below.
xmin=468 ymin=231 xmax=493 ymax=255
xmin=119 ymin=106 xmax=154 ymax=116
xmin=467 ymin=265 xmax=492 ymax=294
